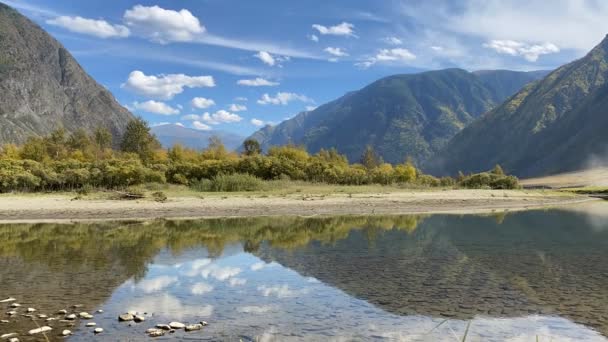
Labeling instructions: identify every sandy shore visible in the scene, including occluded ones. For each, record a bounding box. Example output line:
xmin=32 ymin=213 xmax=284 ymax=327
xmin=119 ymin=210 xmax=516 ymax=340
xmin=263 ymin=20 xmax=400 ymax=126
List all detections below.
xmin=0 ymin=189 xmax=596 ymax=223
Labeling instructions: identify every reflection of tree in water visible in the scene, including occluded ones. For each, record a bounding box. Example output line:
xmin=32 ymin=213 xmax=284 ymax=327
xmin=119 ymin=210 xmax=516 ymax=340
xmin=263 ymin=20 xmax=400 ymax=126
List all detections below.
xmin=255 ymin=210 xmax=608 ymax=337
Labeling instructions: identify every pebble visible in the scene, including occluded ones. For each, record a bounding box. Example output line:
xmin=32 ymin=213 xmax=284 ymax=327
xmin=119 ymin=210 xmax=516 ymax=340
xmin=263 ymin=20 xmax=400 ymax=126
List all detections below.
xmin=72 ymin=305 xmax=83 ymax=309
xmin=156 ymin=324 xmax=171 ymax=330
xmin=185 ymin=324 xmax=203 ymax=332
xmin=86 ymin=322 xmax=96 ymax=327
xmin=169 ymin=322 xmax=185 ymax=329
xmin=28 ymin=326 xmax=52 ymax=335
xmin=96 ymin=309 xmax=103 ymax=313
xmin=118 ymin=313 xmax=134 ymax=322
xmin=147 ymin=328 xmax=165 ymax=337
xmin=26 ymin=308 xmax=36 ymax=313
xmin=94 ymin=328 xmax=103 ymax=334
xmin=9 ymin=338 xmax=19 ymax=342
xmin=0 ymin=320 xmax=9 ymax=323
xmin=127 ymin=310 xmax=137 ymax=316
xmin=0 ymin=298 xmax=16 ymax=303
xmin=1 ymin=333 xmax=18 ymax=339
xmin=62 ymin=330 xmax=71 ymax=336
xmin=79 ymin=312 xmax=93 ymax=319
xmin=200 ymin=321 xmax=209 ymax=326
xmin=65 ymin=314 xmax=76 ymax=320
xmin=45 ymin=317 xmax=57 ymax=322
xmin=134 ymin=315 xmax=145 ymax=322
xmin=37 ymin=314 xmax=47 ymax=319
xmin=10 ymin=304 xmax=20 ymax=308
xmin=6 ymin=311 xmax=17 ymax=316
xmin=57 ymin=310 xmax=67 ymax=315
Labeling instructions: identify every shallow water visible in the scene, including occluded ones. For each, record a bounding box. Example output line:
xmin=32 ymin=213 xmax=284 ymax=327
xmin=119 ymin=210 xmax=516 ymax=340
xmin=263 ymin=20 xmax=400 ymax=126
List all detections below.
xmin=1 ymin=203 xmax=608 ymax=341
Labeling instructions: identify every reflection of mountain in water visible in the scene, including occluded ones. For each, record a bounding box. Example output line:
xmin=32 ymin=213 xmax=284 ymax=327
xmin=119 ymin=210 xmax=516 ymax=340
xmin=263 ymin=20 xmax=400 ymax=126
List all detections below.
xmin=255 ymin=210 xmax=608 ymax=336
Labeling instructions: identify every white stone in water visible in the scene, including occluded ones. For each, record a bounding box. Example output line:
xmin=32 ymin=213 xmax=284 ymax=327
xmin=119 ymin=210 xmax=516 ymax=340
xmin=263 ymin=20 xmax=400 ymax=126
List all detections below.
xmin=0 ymin=320 xmax=9 ymax=323
xmin=133 ymin=315 xmax=145 ymax=322
xmin=37 ymin=314 xmax=47 ymax=319
xmin=0 ymin=298 xmax=16 ymax=303
xmin=26 ymin=308 xmax=35 ymax=313
xmin=156 ymin=324 xmax=171 ymax=330
xmin=10 ymin=303 xmax=20 ymax=308
xmin=86 ymin=322 xmax=96 ymax=327
xmin=1 ymin=333 xmax=18 ymax=339
xmin=147 ymin=328 xmax=165 ymax=337
xmin=127 ymin=310 xmax=137 ymax=316
xmin=185 ymin=324 xmax=202 ymax=332
xmin=57 ymin=309 xmax=67 ymax=314
xmin=6 ymin=311 xmax=17 ymax=316
xmin=72 ymin=304 xmax=83 ymax=308
xmin=9 ymin=338 xmax=19 ymax=342
xmin=62 ymin=330 xmax=71 ymax=336
xmin=93 ymin=328 xmax=103 ymax=334
xmin=45 ymin=317 xmax=57 ymax=322
xmin=96 ymin=309 xmax=103 ymax=313
xmin=65 ymin=314 xmax=76 ymax=320
xmin=28 ymin=326 xmax=52 ymax=335
xmin=79 ymin=312 xmax=93 ymax=319
xmin=118 ymin=313 xmax=134 ymax=321
xmin=169 ymin=322 xmax=185 ymax=329
xmin=200 ymin=321 xmax=208 ymax=326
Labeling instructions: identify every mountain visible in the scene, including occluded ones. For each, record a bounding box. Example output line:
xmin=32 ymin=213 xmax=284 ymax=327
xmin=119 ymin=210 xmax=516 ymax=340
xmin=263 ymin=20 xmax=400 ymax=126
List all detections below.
xmin=427 ymin=35 xmax=608 ymax=177
xmin=246 ymin=68 xmax=546 ymax=164
xmin=151 ymin=124 xmax=244 ymax=151
xmin=0 ymin=2 xmax=133 ymax=145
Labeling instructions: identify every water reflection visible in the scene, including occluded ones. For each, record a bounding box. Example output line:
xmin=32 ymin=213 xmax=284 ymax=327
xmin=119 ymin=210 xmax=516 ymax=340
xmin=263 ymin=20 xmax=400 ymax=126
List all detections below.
xmin=0 ymin=203 xmax=607 ymax=341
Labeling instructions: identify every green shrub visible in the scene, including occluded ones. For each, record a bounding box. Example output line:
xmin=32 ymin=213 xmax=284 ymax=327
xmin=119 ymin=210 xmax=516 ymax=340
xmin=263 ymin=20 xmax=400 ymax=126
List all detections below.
xmin=152 ymin=191 xmax=168 ymax=202
xmin=191 ymin=173 xmax=264 ymax=192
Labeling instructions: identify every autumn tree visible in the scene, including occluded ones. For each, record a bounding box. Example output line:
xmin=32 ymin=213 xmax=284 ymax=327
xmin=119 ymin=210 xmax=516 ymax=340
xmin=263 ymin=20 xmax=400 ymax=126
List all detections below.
xmin=242 ymin=138 xmax=262 ymax=156
xmin=120 ymin=118 xmax=160 ymax=163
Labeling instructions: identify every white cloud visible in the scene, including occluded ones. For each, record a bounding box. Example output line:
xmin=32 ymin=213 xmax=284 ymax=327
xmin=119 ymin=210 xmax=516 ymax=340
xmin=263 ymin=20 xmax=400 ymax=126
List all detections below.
xmin=132 ymin=100 xmax=180 ymax=115
xmin=192 ymin=121 xmax=212 ymax=131
xmin=123 ymin=5 xmax=205 ymax=43
xmin=151 ymin=122 xmax=171 ymax=127
xmin=324 ymin=47 xmax=349 ymax=57
xmin=237 ymin=78 xmax=279 ymax=87
xmin=250 ymin=118 xmax=266 ymax=127
xmin=257 ymin=285 xmax=308 ymax=298
xmin=181 ymin=114 xmax=200 ymax=121
xmin=124 ymin=293 xmax=213 ymax=321
xmin=228 ymin=104 xmax=247 ymax=112
xmin=383 ymin=36 xmax=403 ymax=45
xmin=309 ymin=34 xmax=319 ymax=42
xmin=357 ymin=48 xmax=416 ymax=68
xmin=191 ymin=97 xmax=215 ymax=109
xmin=255 ymin=51 xmax=276 ymax=66
xmin=257 ymin=92 xmax=314 ymax=106
xmin=46 ymin=16 xmax=130 ymax=38
xmin=312 ymin=22 xmax=356 ymax=37
xmin=191 ymin=282 xmax=214 ymax=295
xmin=202 ymin=110 xmax=243 ymax=125
xmin=201 ymin=265 xmax=242 ymax=281
xmin=122 ymin=70 xmax=215 ymax=100
xmin=305 ymin=106 xmax=318 ymax=111
xmin=133 ymin=276 xmax=178 ymax=293
xmin=483 ymin=40 xmax=560 ymax=62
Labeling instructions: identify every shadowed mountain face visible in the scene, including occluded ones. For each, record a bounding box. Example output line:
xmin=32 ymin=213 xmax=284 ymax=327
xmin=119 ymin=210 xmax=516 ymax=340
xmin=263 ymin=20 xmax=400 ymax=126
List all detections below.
xmin=151 ymin=124 xmax=244 ymax=151
xmin=246 ymin=69 xmax=547 ymax=164
xmin=428 ymin=35 xmax=608 ymax=177
xmin=255 ymin=207 xmax=608 ymax=336
xmin=0 ymin=3 xmax=134 ymax=145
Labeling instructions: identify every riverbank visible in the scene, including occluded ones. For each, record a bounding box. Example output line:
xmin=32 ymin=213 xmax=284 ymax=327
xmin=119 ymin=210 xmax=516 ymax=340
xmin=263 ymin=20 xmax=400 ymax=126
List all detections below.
xmin=0 ymin=188 xmax=595 ymax=223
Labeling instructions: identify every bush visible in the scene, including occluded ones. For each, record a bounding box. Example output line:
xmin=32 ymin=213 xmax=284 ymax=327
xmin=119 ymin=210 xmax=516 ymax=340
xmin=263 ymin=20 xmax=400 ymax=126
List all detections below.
xmin=152 ymin=191 xmax=168 ymax=202
xmin=459 ymin=172 xmax=520 ymax=190
xmin=191 ymin=173 xmax=264 ymax=192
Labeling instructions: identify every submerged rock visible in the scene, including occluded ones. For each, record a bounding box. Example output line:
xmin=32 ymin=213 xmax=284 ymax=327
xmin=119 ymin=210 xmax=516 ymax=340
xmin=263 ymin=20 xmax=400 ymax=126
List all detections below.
xmin=28 ymin=326 xmax=52 ymax=335
xmin=147 ymin=328 xmax=165 ymax=337
xmin=10 ymin=304 xmax=20 ymax=308
xmin=134 ymin=315 xmax=145 ymax=322
xmin=62 ymin=330 xmax=71 ymax=336
xmin=169 ymin=322 xmax=185 ymax=329
xmin=185 ymin=324 xmax=202 ymax=332
xmin=118 ymin=313 xmax=134 ymax=321
xmin=79 ymin=312 xmax=93 ymax=319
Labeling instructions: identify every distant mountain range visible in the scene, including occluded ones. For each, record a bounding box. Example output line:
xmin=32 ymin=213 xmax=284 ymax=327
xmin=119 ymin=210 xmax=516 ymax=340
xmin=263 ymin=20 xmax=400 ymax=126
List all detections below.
xmin=0 ymin=2 xmax=133 ymax=145
xmin=246 ymin=68 xmax=547 ymax=164
xmin=427 ymin=35 xmax=608 ymax=177
xmin=151 ymin=124 xmax=244 ymax=151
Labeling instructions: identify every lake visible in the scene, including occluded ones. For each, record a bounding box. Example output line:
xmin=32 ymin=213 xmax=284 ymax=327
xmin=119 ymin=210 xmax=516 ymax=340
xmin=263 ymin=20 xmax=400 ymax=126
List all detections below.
xmin=1 ymin=202 xmax=607 ymax=341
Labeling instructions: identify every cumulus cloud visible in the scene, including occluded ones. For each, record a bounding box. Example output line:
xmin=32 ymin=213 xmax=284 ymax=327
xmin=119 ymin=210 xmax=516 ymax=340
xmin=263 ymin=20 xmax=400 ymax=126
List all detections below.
xmin=357 ymin=48 xmax=416 ymax=68
xmin=191 ymin=282 xmax=214 ymax=295
xmin=254 ymin=51 xmax=276 ymax=66
xmin=201 ymin=265 xmax=242 ymax=281
xmin=46 ymin=16 xmax=130 ymax=38
xmin=228 ymin=104 xmax=247 ymax=112
xmin=192 ymin=121 xmax=212 ymax=131
xmin=132 ymin=100 xmax=180 ymax=115
xmin=191 ymin=97 xmax=215 ymax=109
xmin=228 ymin=278 xmax=247 ymax=287
xmin=324 ymin=47 xmax=349 ymax=57
xmin=250 ymin=118 xmax=266 ymax=127
xmin=383 ymin=36 xmax=403 ymax=45
xmin=237 ymin=78 xmax=279 ymax=87
xmin=122 ymin=70 xmax=215 ymax=100
xmin=133 ymin=276 xmax=178 ymax=293
xmin=257 ymin=92 xmax=313 ymax=106
xmin=312 ymin=22 xmax=356 ymax=37
xmin=309 ymin=34 xmax=319 ymax=42
xmin=202 ymin=110 xmax=243 ymax=125
xmin=123 ymin=5 xmax=205 ymax=43
xmin=483 ymin=40 xmax=560 ymax=61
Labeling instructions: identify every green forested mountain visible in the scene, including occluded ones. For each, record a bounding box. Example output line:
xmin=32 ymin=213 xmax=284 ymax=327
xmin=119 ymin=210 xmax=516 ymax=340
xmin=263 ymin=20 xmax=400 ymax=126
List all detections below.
xmin=246 ymin=68 xmax=546 ymax=164
xmin=427 ymin=35 xmax=608 ymax=177
xmin=0 ymin=3 xmax=134 ymax=145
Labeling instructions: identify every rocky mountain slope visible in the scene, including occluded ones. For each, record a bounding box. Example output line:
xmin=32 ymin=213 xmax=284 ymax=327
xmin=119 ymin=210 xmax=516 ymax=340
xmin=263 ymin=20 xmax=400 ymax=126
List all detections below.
xmin=427 ymin=35 xmax=608 ymax=177
xmin=246 ymin=69 xmax=546 ymax=164
xmin=0 ymin=2 xmax=133 ymax=145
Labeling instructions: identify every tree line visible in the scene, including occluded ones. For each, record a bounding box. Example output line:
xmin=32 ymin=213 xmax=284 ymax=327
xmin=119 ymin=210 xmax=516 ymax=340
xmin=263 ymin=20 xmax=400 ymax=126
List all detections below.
xmin=0 ymin=118 xmax=519 ymax=192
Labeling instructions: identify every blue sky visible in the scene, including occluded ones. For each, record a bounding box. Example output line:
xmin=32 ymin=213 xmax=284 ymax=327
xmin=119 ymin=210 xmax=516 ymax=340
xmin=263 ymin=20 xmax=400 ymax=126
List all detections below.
xmin=5 ymin=0 xmax=608 ymax=136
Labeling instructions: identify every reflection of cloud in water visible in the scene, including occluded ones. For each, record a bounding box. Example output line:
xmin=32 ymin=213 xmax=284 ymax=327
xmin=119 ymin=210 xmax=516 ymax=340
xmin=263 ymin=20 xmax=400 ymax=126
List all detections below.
xmin=182 ymin=258 xmax=212 ymax=277
xmin=562 ymin=201 xmax=608 ymax=232
xmin=237 ymin=305 xmax=277 ymax=314
xmin=125 ymin=293 xmax=213 ymax=320
xmin=202 ymin=265 xmax=242 ymax=281
xmin=257 ymin=284 xmax=308 ymax=298
xmin=191 ymin=282 xmax=214 ymax=295
xmin=133 ymin=275 xmax=178 ymax=293
xmin=251 ymin=261 xmax=279 ymax=271
xmin=229 ymin=277 xmax=247 ymax=286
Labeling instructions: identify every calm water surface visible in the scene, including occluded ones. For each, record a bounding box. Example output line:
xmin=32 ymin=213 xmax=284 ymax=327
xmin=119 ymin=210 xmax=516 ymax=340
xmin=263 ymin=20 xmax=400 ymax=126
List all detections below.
xmin=1 ymin=203 xmax=608 ymax=341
